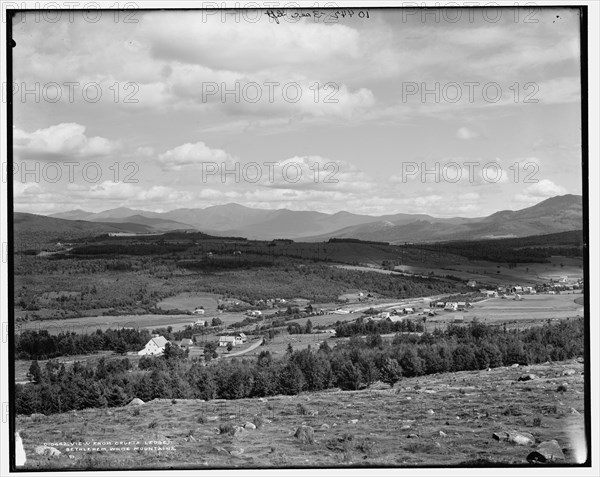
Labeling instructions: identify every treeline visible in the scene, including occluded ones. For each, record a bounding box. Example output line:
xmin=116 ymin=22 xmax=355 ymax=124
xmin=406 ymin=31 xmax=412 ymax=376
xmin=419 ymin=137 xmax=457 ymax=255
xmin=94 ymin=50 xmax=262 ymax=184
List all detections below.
xmin=15 ymin=319 xmax=584 ymax=416
xmin=15 ymin=328 xmax=152 ymax=360
xmin=177 ymin=259 xmax=275 ymax=271
xmin=328 ymin=238 xmax=390 ymax=246
xmin=430 ymin=230 xmax=584 ymax=263
xmin=334 ymin=317 xmax=425 ymax=337
xmin=67 ymin=243 xmax=191 ymax=256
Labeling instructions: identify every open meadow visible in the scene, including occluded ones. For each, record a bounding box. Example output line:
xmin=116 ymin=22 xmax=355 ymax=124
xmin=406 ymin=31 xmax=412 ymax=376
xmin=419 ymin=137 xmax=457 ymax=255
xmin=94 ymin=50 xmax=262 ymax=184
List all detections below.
xmin=16 ymin=359 xmax=586 ymax=469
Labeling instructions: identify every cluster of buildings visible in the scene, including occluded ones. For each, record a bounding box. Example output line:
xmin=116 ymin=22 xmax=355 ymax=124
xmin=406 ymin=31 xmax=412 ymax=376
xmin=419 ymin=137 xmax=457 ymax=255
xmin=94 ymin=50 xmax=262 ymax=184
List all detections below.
xmin=431 ymin=301 xmax=470 ymax=311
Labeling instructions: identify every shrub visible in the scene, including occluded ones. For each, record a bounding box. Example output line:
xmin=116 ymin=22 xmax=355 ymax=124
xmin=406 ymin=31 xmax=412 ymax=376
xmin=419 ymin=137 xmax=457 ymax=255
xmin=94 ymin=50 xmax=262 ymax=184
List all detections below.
xmin=219 ymin=423 xmax=235 ymax=436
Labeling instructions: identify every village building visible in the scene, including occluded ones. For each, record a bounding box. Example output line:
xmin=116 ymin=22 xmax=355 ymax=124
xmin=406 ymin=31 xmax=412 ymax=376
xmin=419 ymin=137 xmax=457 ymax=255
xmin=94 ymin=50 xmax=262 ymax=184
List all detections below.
xmin=218 ymin=333 xmax=247 ymax=347
xmin=138 ymin=336 xmax=169 ymax=356
xmin=444 ymin=302 xmax=458 ymax=311
xmin=177 ymin=338 xmax=193 ymax=348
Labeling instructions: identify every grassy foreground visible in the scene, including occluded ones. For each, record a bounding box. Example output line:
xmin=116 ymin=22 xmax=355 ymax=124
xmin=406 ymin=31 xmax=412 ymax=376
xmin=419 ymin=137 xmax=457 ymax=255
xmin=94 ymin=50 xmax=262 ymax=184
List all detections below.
xmin=16 ymin=359 xmax=585 ymax=469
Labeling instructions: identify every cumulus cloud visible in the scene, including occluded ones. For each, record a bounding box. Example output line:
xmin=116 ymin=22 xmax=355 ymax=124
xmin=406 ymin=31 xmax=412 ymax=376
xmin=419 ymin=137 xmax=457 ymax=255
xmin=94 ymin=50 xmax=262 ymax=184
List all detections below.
xmin=514 ymin=179 xmax=567 ymax=204
xmin=456 ymin=127 xmax=479 ymax=140
xmin=14 ymin=123 xmax=117 ymax=160
xmin=157 ymin=142 xmax=234 ymax=171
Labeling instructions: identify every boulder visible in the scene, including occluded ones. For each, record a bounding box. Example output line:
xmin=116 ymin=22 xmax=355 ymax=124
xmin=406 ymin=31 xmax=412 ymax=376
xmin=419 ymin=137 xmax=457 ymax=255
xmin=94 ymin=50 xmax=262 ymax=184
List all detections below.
xmin=320 ymin=423 xmax=330 ymax=430
xmin=562 ymin=369 xmax=576 ymax=376
xmin=407 ymin=433 xmax=418 ymax=438
xmin=518 ymin=374 xmax=537 ymax=382
xmin=570 ymin=408 xmax=580 ymax=415
xmin=206 ymin=415 xmax=219 ymax=422
xmin=294 ymin=425 xmax=315 ymax=444
xmin=439 ymin=431 xmax=447 ymax=438
xmin=34 ymin=445 xmax=61 ymax=458
xmin=211 ymin=446 xmax=230 ymax=455
xmin=511 ymin=364 xmax=520 ymax=368
xmin=348 ymin=419 xmax=359 ymax=424
xmin=493 ymin=431 xmax=509 ymax=441
xmin=527 ymin=440 xmax=565 ymax=463
xmin=128 ymin=398 xmax=145 ymax=406
xmin=244 ymin=422 xmax=256 ymax=430
xmin=427 ymin=409 xmax=435 ymax=415
xmin=230 ymin=448 xmax=245 ymax=457
xmin=508 ymin=431 xmax=535 ymax=446
xmin=233 ymin=426 xmax=245 ymax=437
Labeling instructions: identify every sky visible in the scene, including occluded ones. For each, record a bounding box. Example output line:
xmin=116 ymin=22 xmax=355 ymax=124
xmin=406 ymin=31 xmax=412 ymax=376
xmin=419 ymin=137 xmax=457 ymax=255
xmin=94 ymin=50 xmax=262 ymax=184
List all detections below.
xmin=11 ymin=6 xmax=583 ymax=217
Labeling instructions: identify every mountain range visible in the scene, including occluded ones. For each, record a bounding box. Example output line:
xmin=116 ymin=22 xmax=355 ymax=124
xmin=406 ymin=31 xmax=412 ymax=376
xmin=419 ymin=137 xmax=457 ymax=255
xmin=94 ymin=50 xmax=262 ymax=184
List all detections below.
xmin=26 ymin=194 xmax=583 ymax=244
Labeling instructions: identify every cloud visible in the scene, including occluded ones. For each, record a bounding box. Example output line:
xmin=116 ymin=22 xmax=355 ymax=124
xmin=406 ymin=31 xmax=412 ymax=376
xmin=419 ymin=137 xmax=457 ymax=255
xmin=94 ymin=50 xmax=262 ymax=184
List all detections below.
xmin=157 ymin=142 xmax=234 ymax=171
xmin=456 ymin=127 xmax=479 ymax=140
xmin=514 ymin=179 xmax=567 ymax=204
xmin=14 ymin=123 xmax=117 ymax=160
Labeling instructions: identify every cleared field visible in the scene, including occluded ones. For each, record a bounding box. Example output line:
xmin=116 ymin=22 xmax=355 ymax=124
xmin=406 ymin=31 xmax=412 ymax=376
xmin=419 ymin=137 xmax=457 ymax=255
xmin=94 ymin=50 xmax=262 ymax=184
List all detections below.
xmin=15 ymin=359 xmax=586 ymax=469
xmin=156 ymin=292 xmax=221 ymax=313
xmin=427 ymin=293 xmax=584 ymax=325
xmin=18 ymin=314 xmax=195 ymax=335
xmin=253 ymin=333 xmax=334 ymax=357
xmin=397 ymin=256 xmax=583 ymax=287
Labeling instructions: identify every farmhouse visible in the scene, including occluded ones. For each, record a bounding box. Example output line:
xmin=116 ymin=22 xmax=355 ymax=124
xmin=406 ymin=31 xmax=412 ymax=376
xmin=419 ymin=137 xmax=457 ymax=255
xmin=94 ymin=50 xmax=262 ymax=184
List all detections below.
xmin=193 ymin=319 xmax=207 ymax=326
xmin=435 ymin=302 xmax=446 ymax=308
xmin=444 ymin=302 xmax=458 ymax=311
xmin=218 ymin=333 xmax=247 ymax=347
xmin=467 ymin=280 xmax=477 ymax=288
xmin=378 ymin=311 xmax=391 ymax=319
xmin=453 ymin=315 xmax=464 ymax=323
xmin=138 ymin=336 xmax=169 ymax=356
xmin=403 ymin=307 xmax=414 ymax=314
xmin=177 ymin=338 xmax=193 ymax=348
xmin=457 ymin=302 xmax=467 ymax=310
xmin=193 ymin=308 xmax=205 ymax=315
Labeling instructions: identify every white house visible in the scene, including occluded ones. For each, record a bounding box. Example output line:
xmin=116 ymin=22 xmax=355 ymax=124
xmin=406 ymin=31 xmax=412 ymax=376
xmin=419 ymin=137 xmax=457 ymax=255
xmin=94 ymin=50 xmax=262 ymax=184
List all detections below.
xmin=219 ymin=336 xmax=238 ymax=347
xmin=218 ymin=334 xmax=246 ymax=347
xmin=194 ymin=319 xmax=207 ymax=326
xmin=444 ymin=302 xmax=458 ymax=311
xmin=378 ymin=311 xmax=391 ymax=319
xmin=248 ymin=310 xmax=262 ymax=317
xmin=403 ymin=307 xmax=414 ymax=314
xmin=138 ymin=336 xmax=169 ymax=356
xmin=193 ymin=308 xmax=205 ymax=315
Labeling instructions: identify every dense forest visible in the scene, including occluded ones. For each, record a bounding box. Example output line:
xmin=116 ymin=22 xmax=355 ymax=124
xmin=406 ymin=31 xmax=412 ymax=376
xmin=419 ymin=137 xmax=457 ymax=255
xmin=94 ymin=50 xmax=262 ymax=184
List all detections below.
xmin=14 ymin=260 xmax=465 ymax=317
xmin=428 ymin=230 xmax=584 ymax=263
xmin=15 ymin=318 xmax=584 ymax=416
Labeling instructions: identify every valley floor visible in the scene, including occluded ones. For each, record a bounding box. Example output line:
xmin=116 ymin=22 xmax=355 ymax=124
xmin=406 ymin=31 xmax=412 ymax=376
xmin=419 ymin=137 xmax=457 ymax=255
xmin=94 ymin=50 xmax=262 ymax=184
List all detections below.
xmin=15 ymin=359 xmax=586 ymax=469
